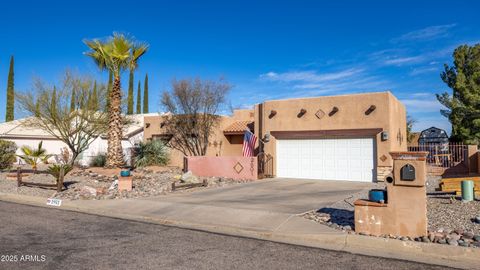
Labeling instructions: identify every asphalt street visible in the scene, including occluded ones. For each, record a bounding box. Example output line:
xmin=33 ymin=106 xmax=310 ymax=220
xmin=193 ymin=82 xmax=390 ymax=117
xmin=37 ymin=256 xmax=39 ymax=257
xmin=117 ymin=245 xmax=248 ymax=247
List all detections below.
xmin=0 ymin=201 xmax=453 ymax=270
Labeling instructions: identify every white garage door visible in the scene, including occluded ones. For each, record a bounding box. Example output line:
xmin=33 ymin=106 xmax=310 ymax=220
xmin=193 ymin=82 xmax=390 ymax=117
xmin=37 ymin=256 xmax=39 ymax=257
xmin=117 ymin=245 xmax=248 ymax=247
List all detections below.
xmin=276 ymin=138 xmax=375 ymax=182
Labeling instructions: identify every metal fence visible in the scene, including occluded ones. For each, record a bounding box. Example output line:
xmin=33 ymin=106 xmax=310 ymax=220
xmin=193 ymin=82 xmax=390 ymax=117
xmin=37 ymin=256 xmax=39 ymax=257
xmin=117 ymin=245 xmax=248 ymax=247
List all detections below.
xmin=257 ymin=152 xmax=274 ymax=178
xmin=407 ymin=143 xmax=468 ymax=168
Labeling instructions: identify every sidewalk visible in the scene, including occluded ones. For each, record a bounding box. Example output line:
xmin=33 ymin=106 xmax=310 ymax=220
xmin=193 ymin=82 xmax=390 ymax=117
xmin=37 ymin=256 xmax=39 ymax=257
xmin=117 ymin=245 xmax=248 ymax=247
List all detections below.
xmin=1 ymin=192 xmax=479 ymax=269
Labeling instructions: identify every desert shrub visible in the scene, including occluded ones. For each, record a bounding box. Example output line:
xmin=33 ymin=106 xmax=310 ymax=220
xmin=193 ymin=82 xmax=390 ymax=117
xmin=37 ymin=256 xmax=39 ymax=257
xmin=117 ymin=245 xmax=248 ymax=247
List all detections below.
xmin=134 ymin=140 xmax=169 ymax=168
xmin=17 ymin=141 xmax=52 ymax=171
xmin=90 ymin=153 xmax=106 ymax=167
xmin=47 ymin=164 xmax=73 ymax=180
xmin=59 ymin=147 xmax=71 ymax=164
xmin=0 ymin=139 xmax=17 ymax=170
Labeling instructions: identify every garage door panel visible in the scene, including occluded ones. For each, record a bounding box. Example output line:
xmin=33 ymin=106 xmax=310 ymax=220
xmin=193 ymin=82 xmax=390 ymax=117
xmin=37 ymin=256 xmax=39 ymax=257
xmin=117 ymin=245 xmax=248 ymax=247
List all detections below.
xmin=276 ymin=138 xmax=374 ymax=182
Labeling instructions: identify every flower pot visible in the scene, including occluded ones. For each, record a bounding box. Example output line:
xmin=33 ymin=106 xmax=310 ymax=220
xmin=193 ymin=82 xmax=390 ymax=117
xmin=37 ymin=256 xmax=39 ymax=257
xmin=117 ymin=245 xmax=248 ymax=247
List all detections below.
xmin=120 ymin=170 xmax=131 ymax=177
xmin=368 ymin=189 xmax=387 ymax=203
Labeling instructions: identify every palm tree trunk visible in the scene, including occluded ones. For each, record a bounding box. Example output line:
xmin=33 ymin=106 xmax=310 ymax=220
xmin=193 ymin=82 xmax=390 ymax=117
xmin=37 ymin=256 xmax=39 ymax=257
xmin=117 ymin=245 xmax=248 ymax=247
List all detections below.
xmin=106 ymin=76 xmax=125 ymax=168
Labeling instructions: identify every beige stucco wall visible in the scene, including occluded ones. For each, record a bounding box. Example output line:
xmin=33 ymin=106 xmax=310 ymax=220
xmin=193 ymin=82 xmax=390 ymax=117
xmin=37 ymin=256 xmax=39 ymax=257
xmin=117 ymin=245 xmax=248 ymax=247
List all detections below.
xmin=143 ymin=92 xmax=406 ymax=179
xmin=144 ymin=110 xmax=253 ymax=167
xmin=354 ymin=152 xmax=428 ymax=237
xmin=254 ymin=91 xmax=407 ymax=180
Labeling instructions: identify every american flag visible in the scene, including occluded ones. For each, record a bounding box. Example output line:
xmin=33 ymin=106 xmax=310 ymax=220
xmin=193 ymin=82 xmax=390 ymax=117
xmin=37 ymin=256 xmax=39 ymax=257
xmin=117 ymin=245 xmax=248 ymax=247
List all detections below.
xmin=242 ymin=129 xmax=257 ymax=157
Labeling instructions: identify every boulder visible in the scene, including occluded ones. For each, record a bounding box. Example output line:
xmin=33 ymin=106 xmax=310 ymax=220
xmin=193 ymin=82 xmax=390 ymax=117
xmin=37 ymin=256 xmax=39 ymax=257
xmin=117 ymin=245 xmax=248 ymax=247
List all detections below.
xmin=462 ymin=232 xmax=474 ymax=239
xmin=180 ymin=171 xmax=200 ymax=184
xmin=96 ymin=187 xmax=107 ymax=195
xmin=80 ymin=186 xmax=97 ymax=197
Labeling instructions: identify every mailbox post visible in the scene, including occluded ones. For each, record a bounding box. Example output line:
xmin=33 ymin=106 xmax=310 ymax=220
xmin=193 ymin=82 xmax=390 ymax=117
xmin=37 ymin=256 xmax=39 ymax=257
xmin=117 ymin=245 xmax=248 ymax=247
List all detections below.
xmin=354 ymin=152 xmax=428 ymax=238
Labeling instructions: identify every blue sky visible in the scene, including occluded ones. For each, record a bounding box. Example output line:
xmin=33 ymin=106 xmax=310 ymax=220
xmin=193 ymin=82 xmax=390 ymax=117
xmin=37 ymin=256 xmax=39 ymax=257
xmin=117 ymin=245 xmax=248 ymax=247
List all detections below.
xmin=1 ymin=0 xmax=479 ymax=133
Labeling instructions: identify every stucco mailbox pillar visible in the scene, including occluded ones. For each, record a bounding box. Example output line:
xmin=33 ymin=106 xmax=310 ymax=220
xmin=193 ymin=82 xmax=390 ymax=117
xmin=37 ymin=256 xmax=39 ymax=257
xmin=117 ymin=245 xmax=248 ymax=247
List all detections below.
xmin=354 ymin=151 xmax=428 ymax=237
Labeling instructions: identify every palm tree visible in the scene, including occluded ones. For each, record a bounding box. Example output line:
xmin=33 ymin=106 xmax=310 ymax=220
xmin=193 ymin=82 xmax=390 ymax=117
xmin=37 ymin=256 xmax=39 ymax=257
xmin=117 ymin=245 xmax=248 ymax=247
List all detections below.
xmin=84 ymin=33 xmax=148 ymax=168
xmin=17 ymin=141 xmax=52 ymax=172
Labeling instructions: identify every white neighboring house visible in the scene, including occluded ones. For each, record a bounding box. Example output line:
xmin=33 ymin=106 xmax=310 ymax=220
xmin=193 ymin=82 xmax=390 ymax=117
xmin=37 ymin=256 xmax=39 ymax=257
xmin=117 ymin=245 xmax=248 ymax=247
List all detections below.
xmin=0 ymin=113 xmax=158 ymax=166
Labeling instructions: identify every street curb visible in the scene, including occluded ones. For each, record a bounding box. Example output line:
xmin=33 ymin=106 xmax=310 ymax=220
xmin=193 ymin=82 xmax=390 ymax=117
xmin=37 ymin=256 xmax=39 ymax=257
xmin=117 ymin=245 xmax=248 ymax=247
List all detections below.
xmin=1 ymin=193 xmax=478 ymax=269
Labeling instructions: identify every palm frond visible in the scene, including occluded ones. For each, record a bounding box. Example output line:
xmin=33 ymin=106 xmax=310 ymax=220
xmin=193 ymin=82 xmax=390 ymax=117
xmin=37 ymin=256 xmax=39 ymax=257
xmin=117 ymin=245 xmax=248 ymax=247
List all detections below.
xmin=84 ymin=33 xmax=149 ymax=76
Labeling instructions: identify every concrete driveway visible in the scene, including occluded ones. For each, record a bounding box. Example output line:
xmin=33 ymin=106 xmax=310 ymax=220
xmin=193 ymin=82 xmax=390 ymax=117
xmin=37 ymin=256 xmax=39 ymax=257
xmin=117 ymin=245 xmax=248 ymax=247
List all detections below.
xmin=145 ymin=178 xmax=372 ymax=214
xmin=70 ymin=178 xmax=373 ymax=234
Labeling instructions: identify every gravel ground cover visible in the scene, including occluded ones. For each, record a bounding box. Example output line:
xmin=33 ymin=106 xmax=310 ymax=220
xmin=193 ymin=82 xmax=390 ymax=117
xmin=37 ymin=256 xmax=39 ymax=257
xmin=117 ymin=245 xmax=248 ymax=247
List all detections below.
xmin=303 ymin=176 xmax=480 ymax=248
xmin=0 ymin=165 xmax=254 ymax=201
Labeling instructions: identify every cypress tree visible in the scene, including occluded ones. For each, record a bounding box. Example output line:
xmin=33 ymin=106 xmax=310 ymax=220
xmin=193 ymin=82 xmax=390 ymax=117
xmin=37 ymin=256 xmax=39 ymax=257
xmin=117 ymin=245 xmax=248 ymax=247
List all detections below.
xmin=5 ymin=56 xmax=14 ymax=122
xmin=70 ymin=88 xmax=75 ymax=112
xmin=143 ymin=74 xmax=149 ymax=113
xmin=35 ymin=97 xmax=40 ymax=117
xmin=127 ymin=70 xmax=134 ymax=114
xmin=89 ymin=81 xmax=98 ymax=111
xmin=51 ymin=86 xmax=57 ymax=119
xmin=106 ymin=71 xmax=113 ymax=112
xmin=136 ymin=81 xmax=141 ymax=114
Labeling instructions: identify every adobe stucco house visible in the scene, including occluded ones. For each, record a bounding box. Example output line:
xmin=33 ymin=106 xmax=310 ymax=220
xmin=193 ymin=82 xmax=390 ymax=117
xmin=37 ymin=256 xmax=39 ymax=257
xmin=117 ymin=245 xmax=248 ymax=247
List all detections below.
xmin=145 ymin=91 xmax=407 ymax=182
xmin=0 ymin=114 xmax=148 ymax=166
xmin=144 ymin=110 xmax=255 ymax=166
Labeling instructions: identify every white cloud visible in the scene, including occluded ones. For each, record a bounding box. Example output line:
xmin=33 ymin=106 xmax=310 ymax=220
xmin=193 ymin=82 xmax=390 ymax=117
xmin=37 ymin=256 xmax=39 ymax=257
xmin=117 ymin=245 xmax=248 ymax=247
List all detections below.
xmin=401 ymin=98 xmax=445 ymax=113
xmin=409 ymin=66 xmax=439 ymax=76
xmin=392 ymin=24 xmax=456 ymax=42
xmin=383 ymin=56 xmax=425 ymax=66
xmin=410 ymin=92 xmax=432 ymax=97
xmin=259 ymin=67 xmax=391 ymax=99
xmin=259 ymin=68 xmax=363 ymax=83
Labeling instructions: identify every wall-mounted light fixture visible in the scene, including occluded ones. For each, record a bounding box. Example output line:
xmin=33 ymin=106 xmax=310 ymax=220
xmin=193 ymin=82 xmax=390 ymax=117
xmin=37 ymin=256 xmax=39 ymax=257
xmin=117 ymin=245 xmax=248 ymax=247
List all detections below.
xmin=381 ymin=131 xmax=389 ymax=141
xmin=262 ymin=133 xmax=270 ymax=143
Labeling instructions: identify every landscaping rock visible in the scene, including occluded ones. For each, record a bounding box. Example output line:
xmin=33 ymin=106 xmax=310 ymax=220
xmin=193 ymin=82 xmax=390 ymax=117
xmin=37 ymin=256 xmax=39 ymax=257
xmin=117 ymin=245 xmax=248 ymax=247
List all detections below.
xmin=447 ymin=238 xmax=458 ymax=246
xmin=0 ymin=165 xmax=251 ymax=201
xmin=438 ymin=239 xmax=447 ymax=245
xmin=474 ymin=235 xmax=480 ymax=242
xmin=433 ymin=236 xmax=442 ymax=243
xmin=79 ymin=186 xmax=97 ymax=197
xmin=448 ymin=233 xmax=461 ymax=241
xmin=180 ymin=171 xmax=200 ymax=184
xmin=428 ymin=195 xmax=479 ymax=237
xmin=462 ymin=232 xmax=474 ymax=239
xmin=428 ymin=232 xmax=435 ymax=242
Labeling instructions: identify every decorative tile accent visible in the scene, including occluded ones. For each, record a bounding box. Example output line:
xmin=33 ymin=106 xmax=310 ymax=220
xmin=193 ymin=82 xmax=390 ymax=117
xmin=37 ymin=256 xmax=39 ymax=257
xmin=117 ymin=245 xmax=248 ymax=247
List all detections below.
xmin=233 ymin=162 xmax=244 ymax=174
xmin=315 ymin=109 xmax=325 ymax=119
xmin=380 ymin=155 xmax=387 ymax=162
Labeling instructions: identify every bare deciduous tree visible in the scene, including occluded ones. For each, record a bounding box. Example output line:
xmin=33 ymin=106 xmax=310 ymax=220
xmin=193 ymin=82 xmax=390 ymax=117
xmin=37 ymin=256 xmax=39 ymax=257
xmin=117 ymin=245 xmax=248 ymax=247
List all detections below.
xmin=16 ymin=71 xmax=109 ymax=165
xmin=407 ymin=115 xmax=417 ymax=143
xmin=161 ymin=78 xmax=231 ymax=156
